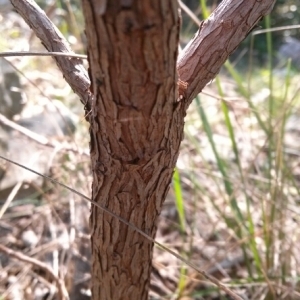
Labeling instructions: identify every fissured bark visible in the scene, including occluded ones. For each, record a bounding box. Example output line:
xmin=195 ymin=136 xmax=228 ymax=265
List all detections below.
xmin=82 ymin=1 xmax=184 ymax=299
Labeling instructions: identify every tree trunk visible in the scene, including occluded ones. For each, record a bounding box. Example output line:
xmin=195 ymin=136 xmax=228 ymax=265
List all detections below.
xmin=81 ymin=1 xmax=183 ymax=299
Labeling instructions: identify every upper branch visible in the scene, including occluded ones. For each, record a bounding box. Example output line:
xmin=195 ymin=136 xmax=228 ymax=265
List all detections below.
xmin=177 ymin=0 xmax=276 ymax=106
xmin=9 ymin=0 xmax=276 ymax=115
xmin=10 ymin=0 xmax=92 ymax=110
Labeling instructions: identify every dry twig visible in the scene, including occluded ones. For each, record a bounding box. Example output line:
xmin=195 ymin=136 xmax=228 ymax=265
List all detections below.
xmin=0 ymin=243 xmax=69 ymax=300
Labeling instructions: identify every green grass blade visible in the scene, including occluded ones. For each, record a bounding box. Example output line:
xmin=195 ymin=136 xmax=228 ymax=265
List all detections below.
xmin=176 ymin=264 xmax=187 ymax=298
xmin=173 ymin=168 xmax=186 ymax=233
xmin=224 ymin=61 xmax=268 ymax=133
xmin=216 ymin=77 xmax=263 ymax=275
xmin=195 ymin=96 xmax=244 ymax=224
xmin=199 ymin=0 xmax=210 ymax=19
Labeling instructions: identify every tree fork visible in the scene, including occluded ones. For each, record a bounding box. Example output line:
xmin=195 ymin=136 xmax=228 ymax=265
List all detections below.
xmin=10 ymin=0 xmax=277 ymax=298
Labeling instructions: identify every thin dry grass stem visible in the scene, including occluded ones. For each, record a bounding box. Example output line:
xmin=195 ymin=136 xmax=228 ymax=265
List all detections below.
xmin=201 ymin=90 xmax=243 ymax=102
xmin=0 ymin=51 xmax=87 ymax=59
xmin=252 ymin=24 xmax=300 ymax=35
xmin=69 ymin=196 xmax=76 ymax=245
xmin=29 ymin=182 xmax=68 ymax=225
xmin=0 ymin=154 xmax=244 ymax=300
xmin=179 ymin=0 xmax=202 ymax=26
xmin=61 ymin=196 xmax=77 ymax=282
xmin=30 ymin=271 xmax=58 ymax=298
xmin=276 ymin=283 xmax=300 ymax=298
xmin=232 ymin=280 xmax=300 ymax=298
xmin=27 ymin=238 xmax=63 ymax=258
xmin=44 ymin=193 xmax=79 ymax=289
xmin=0 ymin=181 xmax=23 ymax=218
xmin=46 ymin=213 xmax=60 ymax=276
xmin=2 ymin=265 xmax=32 ymax=299
xmin=0 ymin=112 xmax=89 ymax=156
xmin=0 ymin=243 xmax=69 ymax=300
xmin=0 ymin=113 xmax=48 ymax=144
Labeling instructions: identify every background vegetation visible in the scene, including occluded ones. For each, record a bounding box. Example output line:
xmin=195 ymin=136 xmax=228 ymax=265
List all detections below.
xmin=0 ymin=0 xmax=300 ymax=299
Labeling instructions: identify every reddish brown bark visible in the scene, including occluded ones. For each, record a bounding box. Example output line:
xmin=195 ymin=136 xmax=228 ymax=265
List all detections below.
xmin=177 ymin=0 xmax=275 ymax=106
xmin=81 ymin=1 xmax=184 ymax=299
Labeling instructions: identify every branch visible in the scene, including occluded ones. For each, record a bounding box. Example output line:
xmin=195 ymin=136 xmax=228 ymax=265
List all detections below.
xmin=10 ymin=0 xmax=275 ymax=114
xmin=10 ymin=0 xmax=92 ymax=110
xmin=177 ymin=0 xmax=276 ymax=105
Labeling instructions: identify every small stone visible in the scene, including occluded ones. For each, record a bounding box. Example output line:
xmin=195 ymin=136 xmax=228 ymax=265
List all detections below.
xmin=21 ymin=229 xmax=39 ymax=248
